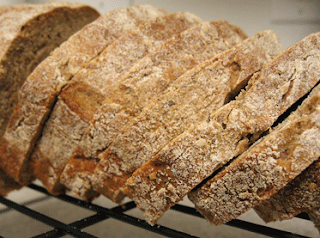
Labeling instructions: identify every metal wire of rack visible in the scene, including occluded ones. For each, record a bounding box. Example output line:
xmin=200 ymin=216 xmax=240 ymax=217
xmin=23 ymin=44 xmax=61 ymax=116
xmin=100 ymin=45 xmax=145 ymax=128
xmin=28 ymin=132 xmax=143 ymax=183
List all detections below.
xmin=0 ymin=183 xmax=314 ymax=238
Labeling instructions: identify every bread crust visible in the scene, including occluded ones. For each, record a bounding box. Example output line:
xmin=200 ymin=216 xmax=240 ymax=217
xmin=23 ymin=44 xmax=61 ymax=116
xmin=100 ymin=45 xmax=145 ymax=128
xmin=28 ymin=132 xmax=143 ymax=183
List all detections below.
xmin=188 ymin=83 xmax=320 ymax=225
xmin=92 ymin=30 xmax=282 ymax=203
xmin=254 ymin=157 xmax=320 ymax=222
xmin=0 ymin=5 xmax=166 ymax=185
xmin=31 ymin=11 xmax=200 ymax=195
xmin=80 ymin=20 xmax=248 ymax=202
xmin=123 ymin=32 xmax=320 ymax=225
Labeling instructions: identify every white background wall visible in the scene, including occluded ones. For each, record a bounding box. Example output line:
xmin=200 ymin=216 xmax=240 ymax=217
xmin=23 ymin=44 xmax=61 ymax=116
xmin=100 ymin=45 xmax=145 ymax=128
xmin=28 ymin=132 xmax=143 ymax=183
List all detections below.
xmin=1 ymin=0 xmax=319 ymax=48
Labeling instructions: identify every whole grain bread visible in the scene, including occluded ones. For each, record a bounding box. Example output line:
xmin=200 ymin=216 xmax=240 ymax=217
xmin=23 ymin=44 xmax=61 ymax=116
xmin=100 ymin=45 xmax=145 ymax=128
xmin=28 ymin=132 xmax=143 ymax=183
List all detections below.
xmin=0 ymin=5 xmax=166 ymax=185
xmin=188 ymin=82 xmax=320 ymax=225
xmin=92 ymin=30 xmax=282 ymax=203
xmin=31 ymin=11 xmax=200 ymax=195
xmin=122 ymin=32 xmax=320 ymax=225
xmin=254 ymin=157 xmax=320 ymax=223
xmin=0 ymin=2 xmax=99 ymax=139
xmin=65 ymin=20 xmax=248 ymax=202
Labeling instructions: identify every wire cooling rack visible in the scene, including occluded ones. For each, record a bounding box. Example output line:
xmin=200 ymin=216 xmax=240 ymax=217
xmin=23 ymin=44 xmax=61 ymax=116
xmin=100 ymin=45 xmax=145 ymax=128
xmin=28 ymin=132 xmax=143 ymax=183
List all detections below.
xmin=0 ymin=183 xmax=314 ymax=238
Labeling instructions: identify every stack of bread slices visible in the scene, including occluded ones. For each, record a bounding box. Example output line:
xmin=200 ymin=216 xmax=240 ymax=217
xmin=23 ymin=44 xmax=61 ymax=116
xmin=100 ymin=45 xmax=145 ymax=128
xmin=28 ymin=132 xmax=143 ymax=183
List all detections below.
xmin=1 ymin=2 xmax=320 ymax=233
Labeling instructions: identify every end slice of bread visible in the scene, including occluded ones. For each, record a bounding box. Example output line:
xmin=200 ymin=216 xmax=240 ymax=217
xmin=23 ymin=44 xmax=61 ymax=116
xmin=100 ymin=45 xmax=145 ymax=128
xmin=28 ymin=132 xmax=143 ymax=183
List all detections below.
xmin=0 ymin=2 xmax=99 ymax=138
xmin=0 ymin=5 xmax=166 ymax=185
xmin=0 ymin=169 xmax=22 ymax=196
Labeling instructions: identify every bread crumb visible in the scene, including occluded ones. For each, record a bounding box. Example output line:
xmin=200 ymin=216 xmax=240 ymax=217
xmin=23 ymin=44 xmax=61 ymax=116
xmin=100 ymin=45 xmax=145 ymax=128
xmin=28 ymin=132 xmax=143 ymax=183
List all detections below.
xmin=149 ymin=172 xmax=157 ymax=180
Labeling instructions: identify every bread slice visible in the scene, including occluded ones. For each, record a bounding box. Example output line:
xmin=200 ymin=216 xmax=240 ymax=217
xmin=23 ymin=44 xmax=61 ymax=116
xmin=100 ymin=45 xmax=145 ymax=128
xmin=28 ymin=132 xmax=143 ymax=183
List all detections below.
xmin=254 ymin=157 xmax=320 ymax=223
xmin=188 ymin=82 xmax=320 ymax=225
xmin=31 ymin=12 xmax=201 ymax=195
xmin=0 ymin=2 xmax=99 ymax=193
xmin=0 ymin=170 xmax=22 ymax=196
xmin=0 ymin=2 xmax=99 ymax=139
xmin=308 ymin=208 xmax=320 ymax=233
xmin=63 ymin=20 xmax=248 ymax=201
xmin=0 ymin=5 xmax=166 ymax=185
xmin=92 ymin=30 xmax=282 ymax=203
xmin=122 ymin=32 xmax=320 ymax=225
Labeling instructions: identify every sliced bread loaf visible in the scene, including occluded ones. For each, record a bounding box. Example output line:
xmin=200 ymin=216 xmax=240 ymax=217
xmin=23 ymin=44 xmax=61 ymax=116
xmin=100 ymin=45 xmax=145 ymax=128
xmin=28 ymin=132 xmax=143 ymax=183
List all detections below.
xmin=0 ymin=2 xmax=99 ymax=139
xmin=188 ymin=82 xmax=320 ymax=225
xmin=0 ymin=5 xmax=166 ymax=185
xmin=31 ymin=11 xmax=201 ymax=195
xmin=254 ymin=157 xmax=320 ymax=223
xmin=122 ymin=32 xmax=320 ymax=225
xmin=92 ymin=30 xmax=282 ymax=203
xmin=63 ymin=20 xmax=247 ymax=201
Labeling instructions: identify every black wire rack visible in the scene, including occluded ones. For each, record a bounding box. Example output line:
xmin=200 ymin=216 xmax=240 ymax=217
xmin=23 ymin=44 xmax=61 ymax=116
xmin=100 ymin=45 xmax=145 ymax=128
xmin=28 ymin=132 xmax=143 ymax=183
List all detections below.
xmin=0 ymin=183 xmax=315 ymax=238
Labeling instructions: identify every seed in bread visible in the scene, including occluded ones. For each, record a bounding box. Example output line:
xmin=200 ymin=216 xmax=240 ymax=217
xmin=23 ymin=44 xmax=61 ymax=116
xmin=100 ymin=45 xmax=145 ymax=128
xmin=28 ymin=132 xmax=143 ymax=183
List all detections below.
xmin=123 ymin=32 xmax=320 ymax=225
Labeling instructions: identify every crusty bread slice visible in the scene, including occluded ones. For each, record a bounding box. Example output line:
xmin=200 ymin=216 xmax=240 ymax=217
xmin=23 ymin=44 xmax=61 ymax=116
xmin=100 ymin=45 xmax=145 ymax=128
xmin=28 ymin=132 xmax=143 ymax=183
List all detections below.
xmin=31 ymin=12 xmax=201 ymax=195
xmin=188 ymin=82 xmax=320 ymax=225
xmin=254 ymin=157 xmax=320 ymax=223
xmin=64 ymin=20 xmax=248 ymax=202
xmin=0 ymin=2 xmax=99 ymax=140
xmin=0 ymin=5 xmax=166 ymax=185
xmin=122 ymin=32 xmax=320 ymax=225
xmin=92 ymin=30 xmax=282 ymax=203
